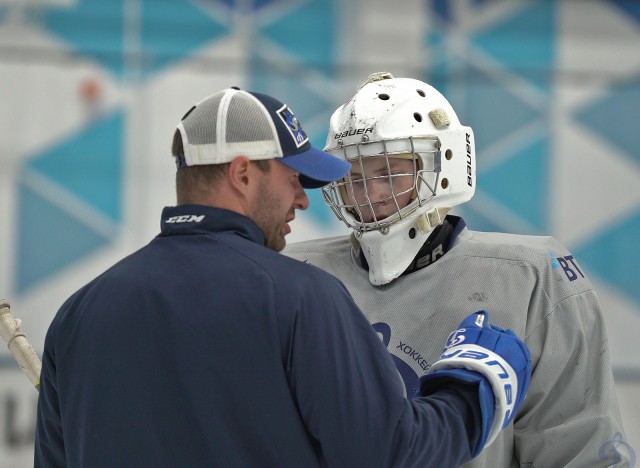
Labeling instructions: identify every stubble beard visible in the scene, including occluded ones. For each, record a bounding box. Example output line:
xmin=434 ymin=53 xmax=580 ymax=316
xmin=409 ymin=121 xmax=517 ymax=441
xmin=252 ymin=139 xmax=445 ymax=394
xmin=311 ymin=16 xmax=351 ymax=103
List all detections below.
xmin=251 ymin=179 xmax=287 ymax=252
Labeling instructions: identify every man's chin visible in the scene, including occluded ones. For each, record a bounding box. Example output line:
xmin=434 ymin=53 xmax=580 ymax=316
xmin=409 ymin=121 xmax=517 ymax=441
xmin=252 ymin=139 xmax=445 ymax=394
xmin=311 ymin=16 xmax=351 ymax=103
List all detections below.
xmin=267 ymin=234 xmax=287 ymax=252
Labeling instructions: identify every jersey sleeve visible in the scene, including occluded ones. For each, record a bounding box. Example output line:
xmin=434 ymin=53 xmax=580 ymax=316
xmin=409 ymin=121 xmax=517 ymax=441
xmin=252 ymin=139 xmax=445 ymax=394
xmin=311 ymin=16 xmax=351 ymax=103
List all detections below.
xmin=514 ymin=288 xmax=630 ymax=467
xmin=282 ymin=268 xmax=482 ymax=467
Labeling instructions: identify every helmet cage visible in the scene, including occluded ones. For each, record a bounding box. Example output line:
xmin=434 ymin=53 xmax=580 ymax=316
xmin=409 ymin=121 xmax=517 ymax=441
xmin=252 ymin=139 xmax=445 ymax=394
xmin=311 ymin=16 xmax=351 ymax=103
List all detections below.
xmin=322 ymin=135 xmax=441 ymax=234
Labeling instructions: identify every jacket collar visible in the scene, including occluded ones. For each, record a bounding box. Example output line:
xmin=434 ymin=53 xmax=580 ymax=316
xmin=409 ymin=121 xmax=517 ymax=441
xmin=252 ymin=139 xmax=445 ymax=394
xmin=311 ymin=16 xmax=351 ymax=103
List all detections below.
xmin=159 ymin=204 xmax=266 ymax=246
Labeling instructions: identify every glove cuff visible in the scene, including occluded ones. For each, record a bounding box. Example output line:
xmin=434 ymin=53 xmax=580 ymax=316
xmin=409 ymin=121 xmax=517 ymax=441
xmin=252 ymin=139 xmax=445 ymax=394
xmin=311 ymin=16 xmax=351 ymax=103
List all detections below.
xmin=428 ymin=343 xmax=517 ymax=448
xmin=420 ymin=369 xmax=494 ymax=457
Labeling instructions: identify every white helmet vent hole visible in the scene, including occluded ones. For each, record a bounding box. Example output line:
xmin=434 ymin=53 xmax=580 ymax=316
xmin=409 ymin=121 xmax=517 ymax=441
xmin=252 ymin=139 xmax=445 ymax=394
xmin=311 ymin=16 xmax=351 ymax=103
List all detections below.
xmin=409 ymin=228 xmax=416 ymax=239
xmin=441 ymin=178 xmax=449 ymax=189
xmin=414 ymin=113 xmax=423 ymax=122
xmin=378 ymin=93 xmax=390 ymax=100
xmin=445 ymin=149 xmax=453 ymax=160
xmin=417 ymin=89 xmax=426 ymax=97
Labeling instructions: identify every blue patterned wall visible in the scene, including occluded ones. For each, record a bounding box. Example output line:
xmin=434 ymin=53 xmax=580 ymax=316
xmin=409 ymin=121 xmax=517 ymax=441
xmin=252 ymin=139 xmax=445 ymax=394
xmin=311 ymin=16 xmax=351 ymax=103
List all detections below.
xmin=7 ymin=0 xmax=636 ymax=314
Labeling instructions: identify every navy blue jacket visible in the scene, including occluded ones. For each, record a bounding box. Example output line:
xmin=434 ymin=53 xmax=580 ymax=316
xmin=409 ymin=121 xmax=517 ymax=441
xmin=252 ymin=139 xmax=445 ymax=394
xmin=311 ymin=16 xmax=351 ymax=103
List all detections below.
xmin=35 ymin=205 xmax=480 ymax=467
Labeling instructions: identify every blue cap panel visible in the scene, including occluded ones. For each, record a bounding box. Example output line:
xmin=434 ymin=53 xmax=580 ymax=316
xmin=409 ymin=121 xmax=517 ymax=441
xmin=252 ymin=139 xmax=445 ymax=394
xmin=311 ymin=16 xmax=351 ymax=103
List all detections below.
xmin=249 ymin=91 xmax=312 ymax=156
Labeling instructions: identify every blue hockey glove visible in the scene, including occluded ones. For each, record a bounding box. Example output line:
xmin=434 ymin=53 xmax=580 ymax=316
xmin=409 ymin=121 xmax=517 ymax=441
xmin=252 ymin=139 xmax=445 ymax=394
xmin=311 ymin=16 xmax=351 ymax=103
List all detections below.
xmin=419 ymin=311 xmax=531 ymax=457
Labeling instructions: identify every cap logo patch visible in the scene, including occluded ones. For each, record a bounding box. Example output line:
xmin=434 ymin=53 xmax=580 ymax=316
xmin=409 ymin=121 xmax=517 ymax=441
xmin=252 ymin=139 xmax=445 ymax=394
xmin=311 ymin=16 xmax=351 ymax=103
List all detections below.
xmin=277 ymin=105 xmax=308 ymax=148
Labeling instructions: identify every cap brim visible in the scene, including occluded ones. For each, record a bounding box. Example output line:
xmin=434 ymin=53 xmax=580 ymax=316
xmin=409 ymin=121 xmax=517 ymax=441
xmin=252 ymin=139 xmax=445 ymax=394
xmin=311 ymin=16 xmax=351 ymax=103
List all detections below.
xmin=279 ymin=146 xmax=351 ymax=188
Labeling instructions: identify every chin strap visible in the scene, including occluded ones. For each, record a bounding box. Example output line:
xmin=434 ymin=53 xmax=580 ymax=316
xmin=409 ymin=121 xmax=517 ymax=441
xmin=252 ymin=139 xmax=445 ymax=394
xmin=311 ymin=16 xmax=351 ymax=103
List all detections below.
xmin=349 ymin=231 xmax=361 ymax=253
xmin=416 ymin=207 xmax=451 ymax=234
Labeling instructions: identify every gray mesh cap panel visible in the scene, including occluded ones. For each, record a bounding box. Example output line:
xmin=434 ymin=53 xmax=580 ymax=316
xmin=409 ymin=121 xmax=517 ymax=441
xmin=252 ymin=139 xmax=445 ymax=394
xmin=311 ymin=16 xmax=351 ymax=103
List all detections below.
xmin=181 ymin=93 xmax=222 ymax=145
xmin=225 ymin=93 xmax=274 ymax=144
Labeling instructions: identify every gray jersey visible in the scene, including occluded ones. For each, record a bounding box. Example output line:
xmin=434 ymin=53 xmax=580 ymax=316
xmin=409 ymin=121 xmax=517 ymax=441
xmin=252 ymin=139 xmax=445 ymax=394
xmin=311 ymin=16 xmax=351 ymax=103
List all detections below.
xmin=284 ymin=222 xmax=629 ymax=467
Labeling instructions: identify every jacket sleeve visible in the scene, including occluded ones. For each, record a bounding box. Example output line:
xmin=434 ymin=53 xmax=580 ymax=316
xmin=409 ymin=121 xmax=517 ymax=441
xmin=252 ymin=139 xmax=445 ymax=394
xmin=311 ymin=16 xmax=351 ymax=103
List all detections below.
xmin=34 ymin=324 xmax=66 ymax=468
xmin=514 ymin=289 xmax=631 ymax=467
xmin=283 ymin=271 xmax=482 ymax=468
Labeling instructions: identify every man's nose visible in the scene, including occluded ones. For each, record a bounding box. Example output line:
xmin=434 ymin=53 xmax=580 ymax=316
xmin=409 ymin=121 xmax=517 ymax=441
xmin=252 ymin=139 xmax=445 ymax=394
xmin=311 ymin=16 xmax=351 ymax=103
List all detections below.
xmin=294 ymin=183 xmax=309 ymax=210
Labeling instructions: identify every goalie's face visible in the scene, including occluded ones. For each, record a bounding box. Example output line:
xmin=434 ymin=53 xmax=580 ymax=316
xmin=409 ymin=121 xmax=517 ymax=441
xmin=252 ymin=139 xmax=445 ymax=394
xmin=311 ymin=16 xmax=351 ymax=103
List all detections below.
xmin=344 ymin=157 xmax=416 ymax=223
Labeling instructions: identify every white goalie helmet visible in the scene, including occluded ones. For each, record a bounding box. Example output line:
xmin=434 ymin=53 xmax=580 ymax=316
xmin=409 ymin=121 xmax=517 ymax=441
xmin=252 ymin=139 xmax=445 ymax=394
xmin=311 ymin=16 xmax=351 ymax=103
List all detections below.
xmin=321 ymin=72 xmax=476 ymax=285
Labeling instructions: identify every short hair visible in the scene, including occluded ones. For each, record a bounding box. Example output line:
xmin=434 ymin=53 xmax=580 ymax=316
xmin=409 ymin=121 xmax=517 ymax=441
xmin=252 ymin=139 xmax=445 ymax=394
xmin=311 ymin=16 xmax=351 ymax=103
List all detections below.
xmin=172 ymin=129 xmax=270 ymax=204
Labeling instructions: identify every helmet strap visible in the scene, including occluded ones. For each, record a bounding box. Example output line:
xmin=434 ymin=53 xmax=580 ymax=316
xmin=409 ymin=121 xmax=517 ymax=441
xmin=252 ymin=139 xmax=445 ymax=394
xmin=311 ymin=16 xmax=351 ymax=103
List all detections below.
xmin=349 ymin=231 xmax=361 ymax=252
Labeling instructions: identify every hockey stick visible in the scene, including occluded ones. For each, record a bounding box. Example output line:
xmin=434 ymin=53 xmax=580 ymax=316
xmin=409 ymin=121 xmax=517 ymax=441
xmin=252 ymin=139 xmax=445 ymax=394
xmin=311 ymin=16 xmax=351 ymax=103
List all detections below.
xmin=0 ymin=299 xmax=42 ymax=392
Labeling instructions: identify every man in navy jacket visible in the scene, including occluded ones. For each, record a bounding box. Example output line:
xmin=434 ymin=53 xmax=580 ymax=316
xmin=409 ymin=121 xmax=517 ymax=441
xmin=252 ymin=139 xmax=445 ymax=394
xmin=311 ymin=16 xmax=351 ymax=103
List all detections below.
xmin=35 ymin=87 xmax=530 ymax=467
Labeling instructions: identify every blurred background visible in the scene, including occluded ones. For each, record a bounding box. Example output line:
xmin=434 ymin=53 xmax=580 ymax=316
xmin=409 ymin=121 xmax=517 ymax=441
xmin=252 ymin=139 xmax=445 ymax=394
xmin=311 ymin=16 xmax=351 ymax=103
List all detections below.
xmin=0 ymin=0 xmax=638 ymax=465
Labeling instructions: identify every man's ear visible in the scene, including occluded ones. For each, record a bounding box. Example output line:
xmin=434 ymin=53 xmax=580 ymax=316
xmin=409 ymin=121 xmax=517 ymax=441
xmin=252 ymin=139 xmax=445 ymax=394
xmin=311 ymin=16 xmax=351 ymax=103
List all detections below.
xmin=227 ymin=156 xmax=253 ymax=194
